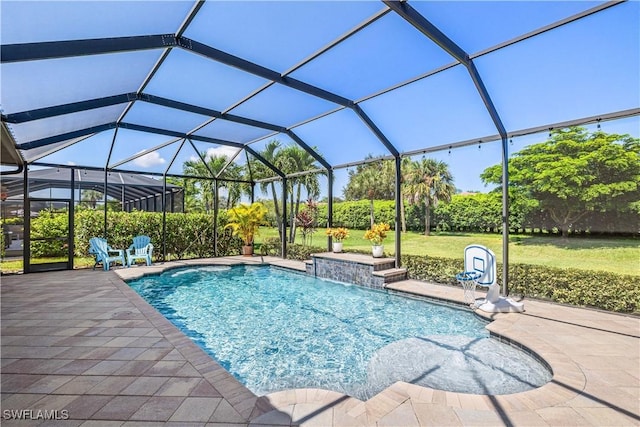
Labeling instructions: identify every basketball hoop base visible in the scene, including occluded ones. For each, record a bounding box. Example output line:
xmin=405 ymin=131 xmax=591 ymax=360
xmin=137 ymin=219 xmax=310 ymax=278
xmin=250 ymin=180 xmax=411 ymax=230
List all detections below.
xmin=477 ymin=297 xmax=525 ymax=313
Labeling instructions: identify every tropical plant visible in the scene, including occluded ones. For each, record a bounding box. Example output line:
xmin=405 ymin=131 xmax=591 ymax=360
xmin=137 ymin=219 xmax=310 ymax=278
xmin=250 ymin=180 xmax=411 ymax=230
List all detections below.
xmin=295 ymin=200 xmax=319 ymax=247
xmin=404 ymin=157 xmax=455 ymax=236
xmin=279 ymin=144 xmax=322 ymax=243
xmin=253 ymin=140 xmax=323 ymax=243
xmin=326 ymin=227 xmax=350 ymax=242
xmin=225 ymin=202 xmax=268 ymax=247
xmin=363 ymin=222 xmax=391 ymax=246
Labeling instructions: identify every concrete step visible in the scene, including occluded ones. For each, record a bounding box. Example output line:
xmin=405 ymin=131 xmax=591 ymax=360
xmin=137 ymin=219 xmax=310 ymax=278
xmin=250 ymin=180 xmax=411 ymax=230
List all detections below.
xmin=372 ymin=267 xmax=407 ymax=284
xmin=372 ymin=259 xmax=397 ymax=272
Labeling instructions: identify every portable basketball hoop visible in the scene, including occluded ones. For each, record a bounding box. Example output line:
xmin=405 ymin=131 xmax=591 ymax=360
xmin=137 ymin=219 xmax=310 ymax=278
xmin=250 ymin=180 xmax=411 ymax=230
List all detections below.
xmin=455 ymin=271 xmax=480 ymax=305
xmin=457 ymin=245 xmax=524 ymax=313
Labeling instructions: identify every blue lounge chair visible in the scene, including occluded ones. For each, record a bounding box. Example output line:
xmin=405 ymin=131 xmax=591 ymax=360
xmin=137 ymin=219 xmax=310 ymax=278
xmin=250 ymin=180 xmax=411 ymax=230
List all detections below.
xmin=126 ymin=235 xmax=153 ymax=267
xmin=89 ymin=237 xmax=126 ymax=271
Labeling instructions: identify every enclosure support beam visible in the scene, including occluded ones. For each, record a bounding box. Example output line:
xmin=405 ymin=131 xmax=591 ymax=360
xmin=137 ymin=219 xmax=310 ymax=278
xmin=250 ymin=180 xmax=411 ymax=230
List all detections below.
xmin=103 ymin=127 xmax=119 ymax=239
xmin=163 ymin=139 xmax=187 ymax=261
xmin=387 ymin=0 xmax=510 ymax=293
xmin=327 ymin=169 xmax=334 ymax=252
xmin=287 ymin=131 xmax=332 ymax=171
xmin=281 ymin=178 xmax=287 ymax=260
xmin=1 ymin=35 xmax=174 ymax=63
xmin=501 ymin=137 xmax=510 ymax=295
xmin=2 ymin=93 xmax=134 ymax=124
xmin=18 ymin=123 xmax=116 ymax=150
xmin=184 ymin=38 xmax=352 ymax=108
xmin=162 ymin=177 xmax=167 ymax=261
xmin=22 ymin=165 xmax=29 ymax=273
xmin=394 ymin=156 xmax=402 ymax=268
xmin=213 ymin=180 xmax=219 ymax=257
xmin=69 ymin=169 xmax=75 ymax=270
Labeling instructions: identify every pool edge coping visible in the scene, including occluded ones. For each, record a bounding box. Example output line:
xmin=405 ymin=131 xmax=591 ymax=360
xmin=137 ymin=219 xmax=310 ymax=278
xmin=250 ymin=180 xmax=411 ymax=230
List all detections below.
xmin=114 ymin=257 xmax=583 ymax=414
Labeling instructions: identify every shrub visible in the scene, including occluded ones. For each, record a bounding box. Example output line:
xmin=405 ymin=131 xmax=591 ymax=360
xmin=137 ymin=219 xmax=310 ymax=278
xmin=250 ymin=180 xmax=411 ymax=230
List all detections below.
xmin=30 ymin=210 xmax=69 ymax=257
xmin=72 ymin=210 xmax=241 ymax=260
xmin=402 ymin=254 xmax=639 ymax=313
xmin=259 ymin=237 xmax=282 ymax=256
xmin=286 ymin=244 xmax=325 ymax=261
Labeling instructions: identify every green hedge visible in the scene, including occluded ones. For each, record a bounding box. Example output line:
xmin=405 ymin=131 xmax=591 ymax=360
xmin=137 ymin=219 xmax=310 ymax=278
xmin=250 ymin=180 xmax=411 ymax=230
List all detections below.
xmin=24 ymin=210 xmax=638 ymax=313
xmin=316 ymin=200 xmax=396 ymax=229
xmin=31 ymin=210 xmax=242 ymax=260
xmin=304 ymin=196 xmax=639 ymax=235
xmin=402 ymin=254 xmax=639 ymax=313
xmin=258 ymin=238 xmax=326 ymax=262
xmin=30 ymin=210 xmax=70 ymax=257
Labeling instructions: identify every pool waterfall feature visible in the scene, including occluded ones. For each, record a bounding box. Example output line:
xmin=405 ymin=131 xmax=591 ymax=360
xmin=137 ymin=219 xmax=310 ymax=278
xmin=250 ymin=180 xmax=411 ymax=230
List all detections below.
xmin=306 ymin=252 xmax=407 ymax=288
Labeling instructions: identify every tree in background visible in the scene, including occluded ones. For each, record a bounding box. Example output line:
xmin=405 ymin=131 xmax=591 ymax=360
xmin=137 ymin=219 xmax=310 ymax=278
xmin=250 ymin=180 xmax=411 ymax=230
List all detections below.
xmin=167 ymin=177 xmax=201 ymax=213
xmin=217 ymin=162 xmax=248 ymax=209
xmin=80 ymin=189 xmax=103 ymax=209
xmin=404 ymin=157 xmax=455 ymax=236
xmin=481 ymin=127 xmax=640 ymax=237
xmin=182 ymin=153 xmax=248 ymax=213
xmin=279 ymin=144 xmax=322 ymax=242
xmin=253 ymin=140 xmax=323 ymax=243
xmin=253 ymin=140 xmax=283 ymax=233
xmin=343 ymin=158 xmax=395 ymax=227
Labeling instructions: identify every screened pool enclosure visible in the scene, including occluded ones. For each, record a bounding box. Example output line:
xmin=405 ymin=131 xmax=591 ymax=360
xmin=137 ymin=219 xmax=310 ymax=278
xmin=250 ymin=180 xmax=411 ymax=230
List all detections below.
xmin=1 ymin=1 xmax=638 ymax=280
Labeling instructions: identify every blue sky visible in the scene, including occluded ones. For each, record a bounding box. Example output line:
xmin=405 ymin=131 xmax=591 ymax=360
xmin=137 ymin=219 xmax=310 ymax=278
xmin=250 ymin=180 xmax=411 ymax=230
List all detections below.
xmin=1 ymin=1 xmax=638 ymax=199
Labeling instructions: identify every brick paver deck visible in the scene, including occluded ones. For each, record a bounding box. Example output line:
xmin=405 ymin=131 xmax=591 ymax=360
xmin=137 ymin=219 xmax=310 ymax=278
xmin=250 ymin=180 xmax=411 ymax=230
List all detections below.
xmin=2 ymin=256 xmax=638 ymax=426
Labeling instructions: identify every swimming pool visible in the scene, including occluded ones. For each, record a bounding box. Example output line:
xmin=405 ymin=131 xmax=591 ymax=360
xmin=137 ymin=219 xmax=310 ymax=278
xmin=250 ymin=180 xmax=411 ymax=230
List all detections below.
xmin=128 ymin=265 xmax=551 ymax=400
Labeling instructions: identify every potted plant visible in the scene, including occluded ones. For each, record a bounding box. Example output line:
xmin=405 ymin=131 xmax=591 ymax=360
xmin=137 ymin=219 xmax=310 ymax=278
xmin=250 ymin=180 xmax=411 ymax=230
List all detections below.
xmin=364 ymin=223 xmax=390 ymax=258
xmin=225 ymin=202 xmax=267 ymax=256
xmin=326 ymin=227 xmax=349 ymax=253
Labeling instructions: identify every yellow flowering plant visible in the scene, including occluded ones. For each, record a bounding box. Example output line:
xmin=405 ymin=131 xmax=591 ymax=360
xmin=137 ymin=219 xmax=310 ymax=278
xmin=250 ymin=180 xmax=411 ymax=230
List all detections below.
xmin=326 ymin=227 xmax=350 ymax=242
xmin=363 ymin=223 xmax=391 ymax=246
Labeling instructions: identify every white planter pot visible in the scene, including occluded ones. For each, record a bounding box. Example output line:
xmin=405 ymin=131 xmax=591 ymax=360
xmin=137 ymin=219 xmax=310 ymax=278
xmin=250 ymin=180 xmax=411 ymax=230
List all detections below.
xmin=372 ymin=245 xmax=384 ymax=258
xmin=332 ymin=242 xmax=343 ymax=253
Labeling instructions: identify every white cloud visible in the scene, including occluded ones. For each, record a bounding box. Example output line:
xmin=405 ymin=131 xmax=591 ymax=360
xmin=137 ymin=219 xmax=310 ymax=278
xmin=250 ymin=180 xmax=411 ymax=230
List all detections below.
xmin=189 ymin=146 xmax=240 ymax=163
xmin=133 ymin=150 xmax=166 ymax=168
xmin=66 ymin=161 xmax=76 ymax=166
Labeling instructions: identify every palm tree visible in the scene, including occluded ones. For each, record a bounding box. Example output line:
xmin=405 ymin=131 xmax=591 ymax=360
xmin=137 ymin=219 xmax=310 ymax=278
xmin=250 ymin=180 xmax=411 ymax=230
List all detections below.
xmin=182 ymin=153 xmax=237 ymax=213
xmin=217 ymin=162 xmax=248 ymax=209
xmin=279 ymin=145 xmax=322 ymax=243
xmin=344 ymin=159 xmax=394 ymax=227
xmin=167 ymin=177 xmax=202 ymax=213
xmin=254 ymin=140 xmax=283 ymax=235
xmin=405 ymin=157 xmax=455 ymax=236
xmin=81 ymin=189 xmax=103 ymax=209
xmin=400 ymin=157 xmax=412 ymax=233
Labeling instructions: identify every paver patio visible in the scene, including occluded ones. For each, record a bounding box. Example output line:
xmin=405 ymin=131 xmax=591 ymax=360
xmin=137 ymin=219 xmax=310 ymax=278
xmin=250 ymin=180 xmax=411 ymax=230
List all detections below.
xmin=2 ymin=256 xmax=638 ymax=426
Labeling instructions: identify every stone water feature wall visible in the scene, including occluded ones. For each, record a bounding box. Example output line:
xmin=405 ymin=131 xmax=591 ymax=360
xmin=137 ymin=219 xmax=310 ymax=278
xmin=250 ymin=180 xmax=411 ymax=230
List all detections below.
xmin=306 ymin=253 xmax=404 ymax=289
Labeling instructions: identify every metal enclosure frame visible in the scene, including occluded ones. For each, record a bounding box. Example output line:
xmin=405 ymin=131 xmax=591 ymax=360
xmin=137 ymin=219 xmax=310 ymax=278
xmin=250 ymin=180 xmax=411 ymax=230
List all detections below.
xmin=1 ymin=0 xmax=637 ymax=293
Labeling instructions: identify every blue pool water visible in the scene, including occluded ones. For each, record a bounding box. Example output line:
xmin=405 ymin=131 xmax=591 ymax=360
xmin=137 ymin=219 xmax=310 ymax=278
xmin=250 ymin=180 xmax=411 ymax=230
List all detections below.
xmin=128 ymin=265 xmax=551 ymax=399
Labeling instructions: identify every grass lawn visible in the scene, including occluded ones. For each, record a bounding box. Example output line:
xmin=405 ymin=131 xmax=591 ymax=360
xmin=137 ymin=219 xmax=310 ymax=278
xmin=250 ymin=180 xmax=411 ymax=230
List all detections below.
xmin=2 ymin=231 xmax=637 ymax=276
xmin=256 ymin=228 xmax=640 ymax=276
xmin=0 ymin=257 xmax=95 ymax=274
